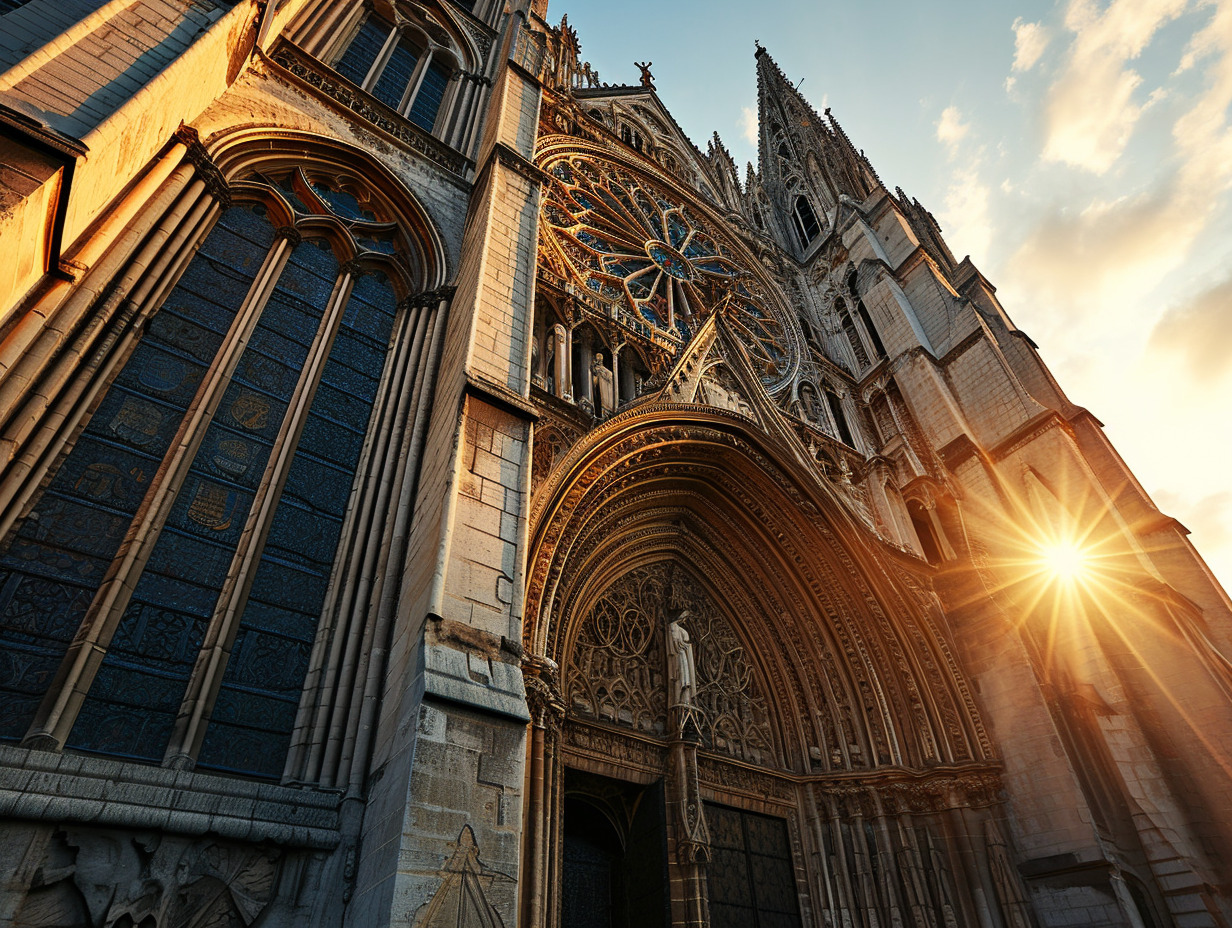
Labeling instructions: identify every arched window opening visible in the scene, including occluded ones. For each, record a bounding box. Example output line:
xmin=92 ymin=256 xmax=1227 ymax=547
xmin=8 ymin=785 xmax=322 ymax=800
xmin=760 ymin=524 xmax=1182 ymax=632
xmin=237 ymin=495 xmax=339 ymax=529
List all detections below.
xmin=792 ymin=195 xmax=820 ymax=249
xmin=907 ymin=499 xmax=943 ymax=566
xmin=837 ymin=298 xmax=870 ymax=369
xmin=0 ymin=165 xmax=428 ymax=779
xmin=857 ymin=300 xmax=886 ymax=359
xmin=332 ymin=14 xmax=455 ymax=133
xmin=825 ymin=389 xmax=854 ymax=446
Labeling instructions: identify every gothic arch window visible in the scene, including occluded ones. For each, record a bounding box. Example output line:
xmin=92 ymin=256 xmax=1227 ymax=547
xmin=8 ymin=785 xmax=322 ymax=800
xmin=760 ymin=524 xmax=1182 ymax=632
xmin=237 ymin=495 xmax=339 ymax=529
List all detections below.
xmin=857 ymin=300 xmax=886 ymax=359
xmin=0 ymin=164 xmax=433 ymax=779
xmin=907 ymin=499 xmax=943 ymax=566
xmin=332 ymin=10 xmax=457 ymax=133
xmin=791 ymin=195 xmax=820 ymax=249
xmin=825 ymin=387 xmax=854 ymax=446
xmin=836 ymin=297 xmax=870 ymax=369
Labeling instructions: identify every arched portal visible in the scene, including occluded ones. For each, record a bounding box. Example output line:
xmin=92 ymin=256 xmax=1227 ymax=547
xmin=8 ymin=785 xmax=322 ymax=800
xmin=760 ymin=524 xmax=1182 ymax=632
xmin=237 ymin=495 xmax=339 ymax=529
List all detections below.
xmin=521 ymin=405 xmax=1027 ymax=928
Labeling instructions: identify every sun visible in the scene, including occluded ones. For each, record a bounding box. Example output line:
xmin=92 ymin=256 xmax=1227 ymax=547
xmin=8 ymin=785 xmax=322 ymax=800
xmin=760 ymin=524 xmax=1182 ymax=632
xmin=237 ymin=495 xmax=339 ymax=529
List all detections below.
xmin=1037 ymin=539 xmax=1092 ymax=584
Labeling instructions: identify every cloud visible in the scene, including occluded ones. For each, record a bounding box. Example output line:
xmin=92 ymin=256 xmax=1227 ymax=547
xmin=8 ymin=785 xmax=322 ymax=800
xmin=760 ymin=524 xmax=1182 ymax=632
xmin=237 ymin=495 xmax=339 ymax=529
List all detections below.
xmin=1010 ymin=0 xmax=1232 ymax=328
xmin=935 ymin=106 xmax=970 ymax=156
xmin=1012 ymin=17 xmax=1051 ymax=72
xmin=1150 ymin=274 xmax=1232 ymax=381
xmin=1152 ymin=488 xmax=1232 ymax=577
xmin=940 ymin=163 xmax=993 ymax=262
xmin=1041 ymin=0 xmax=1189 ymax=173
xmin=740 ymin=106 xmax=758 ymax=146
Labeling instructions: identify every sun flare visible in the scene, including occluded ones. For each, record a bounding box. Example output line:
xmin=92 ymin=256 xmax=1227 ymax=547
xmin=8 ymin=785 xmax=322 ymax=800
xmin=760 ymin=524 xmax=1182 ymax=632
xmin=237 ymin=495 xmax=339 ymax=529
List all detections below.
xmin=1038 ymin=540 xmax=1091 ymax=583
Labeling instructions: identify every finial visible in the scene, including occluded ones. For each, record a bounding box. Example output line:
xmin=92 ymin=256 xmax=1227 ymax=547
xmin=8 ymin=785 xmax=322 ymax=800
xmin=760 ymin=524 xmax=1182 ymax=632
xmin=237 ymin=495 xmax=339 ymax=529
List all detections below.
xmin=635 ymin=61 xmax=655 ymax=89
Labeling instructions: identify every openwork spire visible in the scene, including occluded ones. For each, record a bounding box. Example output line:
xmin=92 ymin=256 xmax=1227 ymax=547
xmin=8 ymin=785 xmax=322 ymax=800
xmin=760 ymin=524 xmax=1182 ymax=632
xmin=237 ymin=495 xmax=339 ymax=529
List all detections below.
xmin=752 ymin=44 xmax=882 ymax=211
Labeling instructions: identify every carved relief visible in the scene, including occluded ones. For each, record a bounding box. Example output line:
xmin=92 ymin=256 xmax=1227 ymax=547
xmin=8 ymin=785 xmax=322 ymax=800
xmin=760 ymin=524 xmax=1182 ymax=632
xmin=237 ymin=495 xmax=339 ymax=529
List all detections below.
xmin=410 ymin=826 xmax=514 ymax=928
xmin=12 ymin=830 xmax=280 ymax=928
xmin=566 ymin=566 xmax=669 ymax=735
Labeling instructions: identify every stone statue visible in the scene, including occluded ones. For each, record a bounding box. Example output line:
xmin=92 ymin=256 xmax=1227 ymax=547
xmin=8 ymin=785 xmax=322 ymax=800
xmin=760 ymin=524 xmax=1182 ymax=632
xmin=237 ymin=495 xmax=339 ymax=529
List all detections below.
xmin=667 ymin=609 xmax=696 ymax=708
xmin=594 ymin=351 xmax=616 ymax=416
xmin=635 ymin=61 xmax=655 ymax=90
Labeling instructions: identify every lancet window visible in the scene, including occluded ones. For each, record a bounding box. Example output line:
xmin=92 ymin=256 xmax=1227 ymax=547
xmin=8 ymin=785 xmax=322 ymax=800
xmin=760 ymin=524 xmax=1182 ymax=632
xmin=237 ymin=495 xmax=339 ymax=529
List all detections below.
xmin=0 ymin=166 xmax=427 ymax=780
xmin=826 ymin=388 xmax=854 ymax=447
xmin=332 ymin=10 xmax=455 ymax=132
xmin=791 ymin=195 xmax=820 ymax=248
xmin=857 ymin=300 xmax=886 ymax=359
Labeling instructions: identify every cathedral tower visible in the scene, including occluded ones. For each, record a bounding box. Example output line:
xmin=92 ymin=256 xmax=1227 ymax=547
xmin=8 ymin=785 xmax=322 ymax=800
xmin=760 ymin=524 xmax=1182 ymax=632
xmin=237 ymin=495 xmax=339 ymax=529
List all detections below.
xmin=0 ymin=3 xmax=1229 ymax=927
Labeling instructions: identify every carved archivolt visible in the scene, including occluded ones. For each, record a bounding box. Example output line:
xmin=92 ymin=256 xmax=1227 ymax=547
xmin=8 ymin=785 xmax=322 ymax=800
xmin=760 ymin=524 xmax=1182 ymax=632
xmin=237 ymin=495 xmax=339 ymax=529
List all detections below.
xmin=526 ymin=408 xmax=992 ymax=775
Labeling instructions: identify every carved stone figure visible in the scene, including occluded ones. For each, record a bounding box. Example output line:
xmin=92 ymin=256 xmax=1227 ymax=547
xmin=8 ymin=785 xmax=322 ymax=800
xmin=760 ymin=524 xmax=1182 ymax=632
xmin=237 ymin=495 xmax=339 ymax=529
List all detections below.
xmin=593 ymin=351 xmax=616 ymax=416
xmin=667 ymin=609 xmax=697 ymax=708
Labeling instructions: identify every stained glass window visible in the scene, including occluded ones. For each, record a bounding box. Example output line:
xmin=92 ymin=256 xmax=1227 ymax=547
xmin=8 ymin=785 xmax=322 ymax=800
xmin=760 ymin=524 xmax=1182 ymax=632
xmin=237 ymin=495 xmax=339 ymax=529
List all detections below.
xmin=330 ymin=13 xmax=455 ymax=135
xmin=409 ymin=59 xmax=451 ymax=132
xmin=706 ymin=803 xmax=802 ymax=928
xmin=0 ymin=204 xmax=273 ymax=741
xmin=540 ymin=154 xmax=799 ymax=392
xmin=197 ymin=269 xmax=399 ymax=777
xmin=68 ymin=239 xmax=341 ymax=761
xmin=0 ymin=167 xmax=418 ymax=779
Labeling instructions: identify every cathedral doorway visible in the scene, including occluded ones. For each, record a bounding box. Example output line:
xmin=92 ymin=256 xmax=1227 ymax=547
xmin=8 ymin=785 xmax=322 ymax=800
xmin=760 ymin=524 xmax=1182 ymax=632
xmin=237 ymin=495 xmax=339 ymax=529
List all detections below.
xmin=561 ymin=771 xmax=670 ymax=928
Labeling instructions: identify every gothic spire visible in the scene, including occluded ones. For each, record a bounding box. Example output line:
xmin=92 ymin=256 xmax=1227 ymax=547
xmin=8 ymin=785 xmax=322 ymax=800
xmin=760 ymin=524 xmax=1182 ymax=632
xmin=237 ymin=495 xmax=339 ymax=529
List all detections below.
xmin=752 ymin=44 xmax=883 ymax=248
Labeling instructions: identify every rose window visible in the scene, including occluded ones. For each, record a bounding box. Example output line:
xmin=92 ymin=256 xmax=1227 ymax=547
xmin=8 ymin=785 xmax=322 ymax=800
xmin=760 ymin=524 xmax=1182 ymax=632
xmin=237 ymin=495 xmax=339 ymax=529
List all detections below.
xmin=541 ymin=155 xmax=798 ymax=391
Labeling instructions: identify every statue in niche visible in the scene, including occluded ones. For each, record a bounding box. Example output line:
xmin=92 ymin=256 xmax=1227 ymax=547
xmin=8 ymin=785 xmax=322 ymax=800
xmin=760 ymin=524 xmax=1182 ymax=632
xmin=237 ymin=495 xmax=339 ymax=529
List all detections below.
xmin=593 ymin=351 xmax=616 ymax=417
xmin=667 ymin=609 xmax=697 ymax=708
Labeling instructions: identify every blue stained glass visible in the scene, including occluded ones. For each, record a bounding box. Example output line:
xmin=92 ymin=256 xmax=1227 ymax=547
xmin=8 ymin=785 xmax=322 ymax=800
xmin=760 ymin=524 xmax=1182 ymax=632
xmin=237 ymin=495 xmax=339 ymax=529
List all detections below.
xmin=0 ymin=205 xmax=272 ymax=741
xmin=666 ymin=212 xmax=689 ymax=248
xmin=409 ymin=58 xmax=450 ymax=132
xmin=198 ymin=270 xmax=398 ymax=778
xmin=333 ymin=16 xmax=388 ymax=88
xmin=371 ymin=39 xmax=419 ymax=112
xmin=68 ymin=239 xmax=339 ymax=760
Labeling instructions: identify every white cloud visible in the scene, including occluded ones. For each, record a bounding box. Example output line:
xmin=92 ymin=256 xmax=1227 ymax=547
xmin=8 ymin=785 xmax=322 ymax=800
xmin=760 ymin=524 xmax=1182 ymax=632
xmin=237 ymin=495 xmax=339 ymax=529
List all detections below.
xmin=740 ymin=106 xmax=758 ymax=146
xmin=935 ymin=105 xmax=970 ymax=156
xmin=1041 ymin=0 xmax=1189 ymax=173
xmin=1012 ymin=17 xmax=1051 ymax=72
xmin=939 ymin=162 xmax=992 ymax=262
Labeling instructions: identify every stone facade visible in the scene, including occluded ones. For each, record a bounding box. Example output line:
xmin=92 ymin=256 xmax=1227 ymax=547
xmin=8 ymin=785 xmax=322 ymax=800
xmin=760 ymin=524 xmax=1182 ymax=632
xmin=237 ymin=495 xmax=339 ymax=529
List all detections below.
xmin=0 ymin=2 xmax=1229 ymax=927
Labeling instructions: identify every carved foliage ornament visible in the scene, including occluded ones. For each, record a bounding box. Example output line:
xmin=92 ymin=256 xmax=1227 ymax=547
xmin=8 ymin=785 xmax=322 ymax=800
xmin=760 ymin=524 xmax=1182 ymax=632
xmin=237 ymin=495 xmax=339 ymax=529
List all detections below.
xmin=539 ymin=154 xmax=799 ymax=391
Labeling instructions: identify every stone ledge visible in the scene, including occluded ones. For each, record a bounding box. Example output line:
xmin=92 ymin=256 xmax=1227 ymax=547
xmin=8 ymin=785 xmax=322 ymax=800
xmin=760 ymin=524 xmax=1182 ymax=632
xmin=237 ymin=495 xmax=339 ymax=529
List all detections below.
xmin=0 ymin=744 xmax=342 ymax=849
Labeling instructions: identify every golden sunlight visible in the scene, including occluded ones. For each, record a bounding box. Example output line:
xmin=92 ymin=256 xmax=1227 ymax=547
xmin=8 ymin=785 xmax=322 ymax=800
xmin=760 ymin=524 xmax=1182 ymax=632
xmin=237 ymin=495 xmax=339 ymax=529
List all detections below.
xmin=1037 ymin=539 xmax=1092 ymax=584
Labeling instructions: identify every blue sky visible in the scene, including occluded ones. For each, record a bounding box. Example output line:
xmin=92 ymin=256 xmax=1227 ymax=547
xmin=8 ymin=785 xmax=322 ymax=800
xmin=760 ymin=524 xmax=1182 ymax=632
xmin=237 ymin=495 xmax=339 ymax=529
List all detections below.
xmin=551 ymin=0 xmax=1232 ymax=588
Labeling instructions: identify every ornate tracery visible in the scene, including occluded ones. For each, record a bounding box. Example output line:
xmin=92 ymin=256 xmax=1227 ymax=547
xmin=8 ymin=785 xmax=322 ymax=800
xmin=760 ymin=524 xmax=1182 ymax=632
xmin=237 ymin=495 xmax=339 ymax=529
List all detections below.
xmin=539 ymin=151 xmax=799 ymax=392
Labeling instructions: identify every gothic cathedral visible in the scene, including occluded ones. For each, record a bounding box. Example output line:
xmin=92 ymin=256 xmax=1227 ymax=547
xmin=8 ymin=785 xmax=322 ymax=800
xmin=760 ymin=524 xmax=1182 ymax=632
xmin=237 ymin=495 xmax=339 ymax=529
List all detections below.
xmin=0 ymin=1 xmax=1229 ymax=926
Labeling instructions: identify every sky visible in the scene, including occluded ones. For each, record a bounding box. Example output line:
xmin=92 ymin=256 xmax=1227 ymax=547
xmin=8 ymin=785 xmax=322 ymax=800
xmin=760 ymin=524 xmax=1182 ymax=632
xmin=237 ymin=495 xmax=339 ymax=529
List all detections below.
xmin=549 ymin=0 xmax=1232 ymax=592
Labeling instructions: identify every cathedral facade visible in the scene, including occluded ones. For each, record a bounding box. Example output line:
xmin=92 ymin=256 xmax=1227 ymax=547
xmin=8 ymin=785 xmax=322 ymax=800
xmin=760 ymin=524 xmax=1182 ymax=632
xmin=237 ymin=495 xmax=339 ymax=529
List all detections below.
xmin=0 ymin=1 xmax=1230 ymax=926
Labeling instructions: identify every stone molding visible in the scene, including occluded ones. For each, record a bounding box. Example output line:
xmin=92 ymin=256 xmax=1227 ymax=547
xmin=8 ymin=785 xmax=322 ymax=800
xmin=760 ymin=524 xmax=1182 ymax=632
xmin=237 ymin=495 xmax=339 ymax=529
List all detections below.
xmin=0 ymin=745 xmax=341 ymax=849
xmin=268 ymin=42 xmax=471 ymax=178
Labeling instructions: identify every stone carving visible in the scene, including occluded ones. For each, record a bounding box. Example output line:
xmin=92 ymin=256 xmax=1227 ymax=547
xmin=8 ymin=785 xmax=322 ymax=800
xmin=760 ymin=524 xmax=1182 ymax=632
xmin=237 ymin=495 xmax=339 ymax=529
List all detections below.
xmin=593 ymin=351 xmax=615 ymax=416
xmin=12 ymin=830 xmax=280 ymax=928
xmin=410 ymin=826 xmax=514 ymax=928
xmin=566 ymin=567 xmax=669 ymax=735
xmin=270 ymin=44 xmax=469 ymax=176
xmin=667 ymin=608 xmax=697 ymax=708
